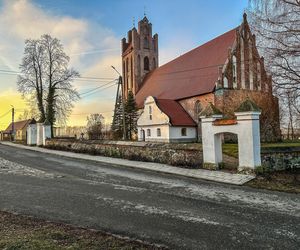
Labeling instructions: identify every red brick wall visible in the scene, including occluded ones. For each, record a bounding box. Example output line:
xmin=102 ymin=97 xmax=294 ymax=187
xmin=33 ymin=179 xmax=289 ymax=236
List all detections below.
xmin=214 ymin=89 xmax=281 ymax=142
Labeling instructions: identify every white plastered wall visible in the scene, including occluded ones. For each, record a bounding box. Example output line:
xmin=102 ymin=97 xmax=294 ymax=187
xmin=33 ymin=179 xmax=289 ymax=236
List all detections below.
xmin=137 ymin=96 xmax=197 ymax=142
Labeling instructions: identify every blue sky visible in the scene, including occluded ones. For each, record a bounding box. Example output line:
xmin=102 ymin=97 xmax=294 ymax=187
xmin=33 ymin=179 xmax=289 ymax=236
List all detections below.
xmin=0 ymin=0 xmax=248 ymax=128
xmin=32 ymin=0 xmax=247 ymax=51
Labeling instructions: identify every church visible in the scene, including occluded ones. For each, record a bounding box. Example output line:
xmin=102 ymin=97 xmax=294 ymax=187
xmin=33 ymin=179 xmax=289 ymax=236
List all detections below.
xmin=121 ymin=14 xmax=281 ymax=142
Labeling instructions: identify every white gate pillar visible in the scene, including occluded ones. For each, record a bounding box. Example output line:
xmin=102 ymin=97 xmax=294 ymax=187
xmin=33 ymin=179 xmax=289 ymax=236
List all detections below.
xmin=42 ymin=120 xmax=52 ymax=146
xmin=26 ymin=119 xmax=37 ymax=145
xmin=36 ymin=123 xmax=44 ymax=146
xmin=235 ymin=111 xmax=261 ymax=170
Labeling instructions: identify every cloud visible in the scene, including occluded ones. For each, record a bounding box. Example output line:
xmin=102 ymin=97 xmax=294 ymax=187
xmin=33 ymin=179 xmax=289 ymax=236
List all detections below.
xmin=0 ymin=89 xmax=27 ymax=130
xmin=0 ymin=0 xmax=122 ymax=127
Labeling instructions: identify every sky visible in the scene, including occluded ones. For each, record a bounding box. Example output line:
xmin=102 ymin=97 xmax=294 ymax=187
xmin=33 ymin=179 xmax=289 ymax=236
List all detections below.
xmin=0 ymin=0 xmax=247 ymax=130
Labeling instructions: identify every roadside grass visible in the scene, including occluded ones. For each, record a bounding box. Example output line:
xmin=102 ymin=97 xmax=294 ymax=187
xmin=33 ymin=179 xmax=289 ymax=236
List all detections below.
xmin=246 ymin=169 xmax=300 ymax=194
xmin=0 ymin=211 xmax=165 ymax=250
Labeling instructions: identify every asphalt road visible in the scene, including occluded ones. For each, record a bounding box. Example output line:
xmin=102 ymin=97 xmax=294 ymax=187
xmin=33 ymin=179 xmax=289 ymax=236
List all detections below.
xmin=0 ymin=144 xmax=299 ymax=250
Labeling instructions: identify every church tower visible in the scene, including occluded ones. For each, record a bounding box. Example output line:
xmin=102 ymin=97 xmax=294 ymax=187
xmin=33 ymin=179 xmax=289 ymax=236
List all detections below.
xmin=121 ymin=16 xmax=158 ymax=100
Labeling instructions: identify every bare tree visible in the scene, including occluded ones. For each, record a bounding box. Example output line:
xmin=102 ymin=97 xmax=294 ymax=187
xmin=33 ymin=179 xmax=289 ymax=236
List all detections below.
xmin=17 ymin=34 xmax=79 ymax=135
xmin=248 ymin=0 xmax=300 ymax=92
xmin=87 ymin=114 xmax=104 ymax=140
xmin=248 ymin=0 xmax=300 ymax=137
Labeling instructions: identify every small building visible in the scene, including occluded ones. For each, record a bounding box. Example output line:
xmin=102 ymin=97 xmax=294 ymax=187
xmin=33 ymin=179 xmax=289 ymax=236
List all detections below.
xmin=1 ymin=119 xmax=33 ymax=141
xmin=137 ymin=96 xmax=197 ymax=142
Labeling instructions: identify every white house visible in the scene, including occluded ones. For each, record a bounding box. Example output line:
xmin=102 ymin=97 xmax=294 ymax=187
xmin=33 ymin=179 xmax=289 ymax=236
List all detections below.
xmin=137 ymin=96 xmax=197 ymax=142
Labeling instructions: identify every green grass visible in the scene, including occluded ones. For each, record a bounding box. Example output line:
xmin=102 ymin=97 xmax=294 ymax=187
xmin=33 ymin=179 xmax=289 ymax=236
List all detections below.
xmin=222 ymin=142 xmax=300 ymax=158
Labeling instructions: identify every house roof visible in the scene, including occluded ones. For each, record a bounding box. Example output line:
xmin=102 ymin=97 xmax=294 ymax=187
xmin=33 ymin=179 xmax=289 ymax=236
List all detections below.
xmin=156 ymin=98 xmax=196 ymax=127
xmin=136 ymin=27 xmax=238 ymax=108
xmin=4 ymin=119 xmax=32 ymax=133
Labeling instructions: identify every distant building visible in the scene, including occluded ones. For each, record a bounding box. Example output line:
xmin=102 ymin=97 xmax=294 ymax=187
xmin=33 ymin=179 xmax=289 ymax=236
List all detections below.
xmin=123 ymin=14 xmax=281 ymax=142
xmin=0 ymin=119 xmax=33 ymax=141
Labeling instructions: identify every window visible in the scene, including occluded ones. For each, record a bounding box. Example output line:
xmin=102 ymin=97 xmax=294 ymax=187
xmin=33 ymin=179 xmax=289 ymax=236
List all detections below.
xmin=232 ymin=56 xmax=237 ymax=88
xmin=181 ymin=128 xmax=187 ymax=136
xmin=157 ymin=128 xmax=161 ymax=137
xmin=137 ymin=55 xmax=141 ymax=77
xmin=257 ymin=62 xmax=261 ymax=90
xmin=194 ymin=101 xmax=202 ymax=118
xmin=149 ymin=105 xmax=152 ymax=120
xmin=144 ymin=56 xmax=149 ymax=71
xmin=147 ymin=129 xmax=151 ymax=137
xmin=223 ymin=76 xmax=228 ymax=88
xmin=143 ymin=36 xmax=149 ymax=49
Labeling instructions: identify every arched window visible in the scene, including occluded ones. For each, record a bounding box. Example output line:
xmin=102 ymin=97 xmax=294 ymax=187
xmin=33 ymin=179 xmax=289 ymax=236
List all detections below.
xmin=181 ymin=128 xmax=187 ymax=136
xmin=257 ymin=62 xmax=261 ymax=90
xmin=223 ymin=76 xmax=228 ymax=88
xmin=232 ymin=56 xmax=237 ymax=88
xmin=126 ymin=58 xmax=129 ymax=72
xmin=194 ymin=101 xmax=202 ymax=118
xmin=144 ymin=56 xmax=149 ymax=71
xmin=152 ymin=58 xmax=156 ymax=69
xmin=137 ymin=55 xmax=141 ymax=77
xmin=144 ymin=37 xmax=149 ymax=49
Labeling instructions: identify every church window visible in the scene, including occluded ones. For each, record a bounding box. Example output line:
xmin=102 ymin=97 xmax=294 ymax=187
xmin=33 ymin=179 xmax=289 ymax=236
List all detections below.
xmin=126 ymin=58 xmax=129 ymax=72
xmin=153 ymin=40 xmax=156 ymax=51
xmin=257 ymin=62 xmax=261 ymax=90
xmin=223 ymin=76 xmax=228 ymax=88
xmin=194 ymin=101 xmax=202 ymax=118
xmin=144 ymin=56 xmax=149 ymax=71
xmin=137 ymin=55 xmax=141 ymax=77
xmin=232 ymin=56 xmax=237 ymax=88
xmin=144 ymin=36 xmax=149 ymax=49
xmin=147 ymin=129 xmax=151 ymax=137
xmin=157 ymin=128 xmax=161 ymax=137
xmin=181 ymin=128 xmax=187 ymax=136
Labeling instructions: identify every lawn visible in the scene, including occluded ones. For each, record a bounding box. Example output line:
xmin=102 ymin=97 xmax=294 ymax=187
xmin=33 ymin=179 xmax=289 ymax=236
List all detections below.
xmin=0 ymin=211 xmax=165 ymax=250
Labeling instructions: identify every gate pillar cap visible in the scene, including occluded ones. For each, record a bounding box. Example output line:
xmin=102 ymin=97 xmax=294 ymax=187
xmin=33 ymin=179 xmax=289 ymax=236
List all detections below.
xmin=199 ymin=102 xmax=223 ymax=118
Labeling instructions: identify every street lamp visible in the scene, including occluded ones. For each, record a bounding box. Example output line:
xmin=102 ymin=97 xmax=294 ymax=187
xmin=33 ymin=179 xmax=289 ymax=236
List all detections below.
xmin=111 ymin=66 xmax=126 ymax=140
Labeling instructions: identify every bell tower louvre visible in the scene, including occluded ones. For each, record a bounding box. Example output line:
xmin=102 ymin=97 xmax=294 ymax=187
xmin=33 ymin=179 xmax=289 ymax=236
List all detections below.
xmin=121 ymin=16 xmax=158 ymax=100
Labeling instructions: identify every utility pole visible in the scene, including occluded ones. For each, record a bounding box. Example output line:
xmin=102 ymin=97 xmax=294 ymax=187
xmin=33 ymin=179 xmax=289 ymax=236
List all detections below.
xmin=11 ymin=105 xmax=15 ymax=141
xmin=111 ymin=66 xmax=127 ymax=140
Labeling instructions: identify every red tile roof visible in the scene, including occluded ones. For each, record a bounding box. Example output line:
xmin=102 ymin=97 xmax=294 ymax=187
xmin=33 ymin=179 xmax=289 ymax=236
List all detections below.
xmin=4 ymin=119 xmax=32 ymax=133
xmin=156 ymin=98 xmax=196 ymax=127
xmin=136 ymin=27 xmax=238 ymax=108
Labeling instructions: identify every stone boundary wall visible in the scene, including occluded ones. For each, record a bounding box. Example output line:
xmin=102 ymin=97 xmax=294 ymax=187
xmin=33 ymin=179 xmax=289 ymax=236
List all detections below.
xmin=261 ymin=148 xmax=300 ymax=171
xmin=45 ymin=139 xmax=203 ymax=168
xmin=45 ymin=139 xmax=300 ymax=170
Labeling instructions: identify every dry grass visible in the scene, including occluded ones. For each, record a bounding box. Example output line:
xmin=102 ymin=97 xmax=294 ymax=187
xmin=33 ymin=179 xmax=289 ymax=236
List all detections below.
xmin=0 ymin=211 xmax=166 ymax=250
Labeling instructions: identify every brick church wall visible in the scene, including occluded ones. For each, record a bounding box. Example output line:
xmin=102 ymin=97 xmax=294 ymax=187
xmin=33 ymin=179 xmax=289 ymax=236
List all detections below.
xmin=214 ymin=89 xmax=281 ymax=142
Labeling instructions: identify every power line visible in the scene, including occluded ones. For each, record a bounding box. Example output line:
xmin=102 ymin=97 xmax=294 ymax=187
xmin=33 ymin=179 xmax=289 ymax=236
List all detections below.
xmin=79 ymin=79 xmax=117 ymax=96
xmin=0 ymin=110 xmax=11 ymax=119
xmin=80 ymin=83 xmax=117 ymax=98
xmin=0 ymin=69 xmax=115 ymax=80
xmin=0 ymin=58 xmax=258 ymax=80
